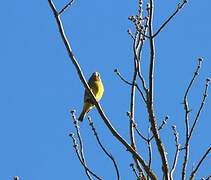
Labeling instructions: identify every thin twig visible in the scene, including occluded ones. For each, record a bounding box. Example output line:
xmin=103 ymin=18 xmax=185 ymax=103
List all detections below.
xmin=128 ymin=4 xmax=148 ymax=176
xmin=114 ymin=69 xmax=147 ymax=103
xmin=182 ymin=58 xmax=203 ymax=180
xmin=129 ymin=50 xmax=144 ymax=178
xmin=69 ymin=133 xmax=102 ymax=180
xmin=188 ymin=78 xmax=210 ymax=141
xmin=128 ymin=114 xmax=169 ymax=142
xmin=71 ymin=111 xmax=101 ymax=180
xmin=153 ymin=0 xmax=187 ymax=38
xmin=127 ymin=112 xmax=148 ymax=142
xmin=137 ymin=19 xmax=149 ymax=94
xmin=147 ymin=127 xmax=152 ymax=180
xmin=190 ymin=147 xmax=211 ymax=180
xmin=130 ymin=163 xmax=139 ymax=179
xmin=48 ymin=1 xmax=157 ymax=178
xmin=170 ymin=125 xmax=180 ymax=180
xmin=88 ymin=117 xmax=120 ymax=180
xmin=149 ymin=116 xmax=169 ymax=141
xmin=202 ymin=175 xmax=211 ymax=180
xmin=71 ymin=111 xmax=86 ymax=163
xmin=58 ymin=0 xmax=75 ymax=15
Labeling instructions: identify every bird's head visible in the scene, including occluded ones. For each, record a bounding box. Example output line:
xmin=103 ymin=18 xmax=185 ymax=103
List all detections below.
xmin=91 ymin=72 xmax=101 ymax=81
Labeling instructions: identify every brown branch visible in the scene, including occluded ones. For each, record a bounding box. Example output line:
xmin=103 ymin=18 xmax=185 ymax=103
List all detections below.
xmin=48 ymin=1 xmax=157 ymax=178
xmin=170 ymin=125 xmax=180 ymax=180
xmin=147 ymin=1 xmax=170 ymax=179
xmin=153 ymin=0 xmax=187 ymax=38
xmin=182 ymin=58 xmax=203 ymax=180
xmin=69 ymin=133 xmax=102 ymax=180
xmin=190 ymin=147 xmax=211 ymax=180
xmin=58 ymin=0 xmax=74 ymax=15
xmin=88 ymin=117 xmax=120 ymax=180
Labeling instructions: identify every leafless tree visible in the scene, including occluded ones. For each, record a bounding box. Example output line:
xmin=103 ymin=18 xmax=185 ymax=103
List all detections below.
xmin=47 ymin=0 xmax=210 ymax=179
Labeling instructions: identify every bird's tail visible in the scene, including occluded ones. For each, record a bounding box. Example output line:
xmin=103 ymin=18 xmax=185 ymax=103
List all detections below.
xmin=78 ymin=109 xmax=86 ymax=122
xmin=78 ymin=103 xmax=93 ymax=122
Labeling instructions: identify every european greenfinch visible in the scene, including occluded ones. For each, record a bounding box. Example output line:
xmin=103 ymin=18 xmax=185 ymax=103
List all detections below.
xmin=78 ymin=72 xmax=104 ymax=122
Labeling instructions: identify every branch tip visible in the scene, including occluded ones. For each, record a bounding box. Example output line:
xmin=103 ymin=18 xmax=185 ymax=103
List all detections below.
xmin=13 ymin=176 xmax=19 ymax=180
xmin=69 ymin=133 xmax=74 ymax=137
xmin=114 ymin=68 xmax=119 ymax=74
xmin=206 ymin=78 xmax=210 ymax=83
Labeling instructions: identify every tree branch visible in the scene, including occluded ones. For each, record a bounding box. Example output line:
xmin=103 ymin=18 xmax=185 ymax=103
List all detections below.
xmin=147 ymin=1 xmax=170 ymax=179
xmin=88 ymin=117 xmax=120 ymax=180
xmin=114 ymin=69 xmax=147 ymax=103
xmin=170 ymin=125 xmax=180 ymax=180
xmin=69 ymin=133 xmax=102 ymax=180
xmin=182 ymin=58 xmax=203 ymax=180
xmin=153 ymin=0 xmax=187 ymax=38
xmin=188 ymin=78 xmax=210 ymax=141
xmin=58 ymin=0 xmax=74 ymax=15
xmin=48 ymin=1 xmax=157 ymax=178
xmin=130 ymin=163 xmax=139 ymax=179
xmin=147 ymin=128 xmax=152 ymax=180
xmin=71 ymin=110 xmax=101 ymax=179
xmin=190 ymin=147 xmax=211 ymax=180
xmin=149 ymin=116 xmax=169 ymax=142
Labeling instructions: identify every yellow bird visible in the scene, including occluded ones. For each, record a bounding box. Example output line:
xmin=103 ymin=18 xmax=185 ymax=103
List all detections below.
xmin=78 ymin=72 xmax=104 ymax=122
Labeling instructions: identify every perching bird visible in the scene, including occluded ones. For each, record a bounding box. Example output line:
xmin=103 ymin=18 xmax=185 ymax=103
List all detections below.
xmin=78 ymin=72 xmax=104 ymax=122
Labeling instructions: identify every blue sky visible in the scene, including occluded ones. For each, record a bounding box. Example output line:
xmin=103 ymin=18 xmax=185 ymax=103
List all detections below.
xmin=1 ymin=0 xmax=211 ymax=179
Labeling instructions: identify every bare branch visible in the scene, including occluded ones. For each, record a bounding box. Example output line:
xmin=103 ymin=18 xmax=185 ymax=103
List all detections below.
xmin=114 ymin=69 xmax=147 ymax=103
xmin=58 ymin=0 xmax=75 ymax=15
xmin=129 ymin=55 xmax=144 ymax=177
xmin=149 ymin=116 xmax=169 ymax=142
xmin=147 ymin=128 xmax=152 ymax=180
xmin=137 ymin=18 xmax=149 ymax=94
xmin=128 ymin=3 xmax=149 ymax=176
xmin=202 ymin=175 xmax=211 ymax=180
xmin=127 ymin=112 xmax=148 ymax=142
xmin=48 ymin=1 xmax=157 ymax=178
xmin=71 ymin=111 xmax=101 ymax=180
xmin=88 ymin=117 xmax=120 ymax=180
xmin=182 ymin=58 xmax=203 ymax=180
xmin=188 ymin=78 xmax=210 ymax=141
xmin=114 ymin=68 xmax=133 ymax=86
xmin=190 ymin=147 xmax=211 ymax=180
xmin=153 ymin=0 xmax=187 ymax=38
xmin=71 ymin=111 xmax=86 ymax=163
xmin=130 ymin=163 xmax=139 ymax=179
xmin=147 ymin=0 xmax=170 ymax=179
xmin=170 ymin=125 xmax=180 ymax=180
xmin=69 ymin=133 xmax=102 ymax=180
xmin=127 ymin=28 xmax=136 ymax=40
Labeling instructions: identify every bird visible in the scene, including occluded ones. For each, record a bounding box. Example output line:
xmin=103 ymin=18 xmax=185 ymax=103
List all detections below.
xmin=78 ymin=72 xmax=104 ymax=122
